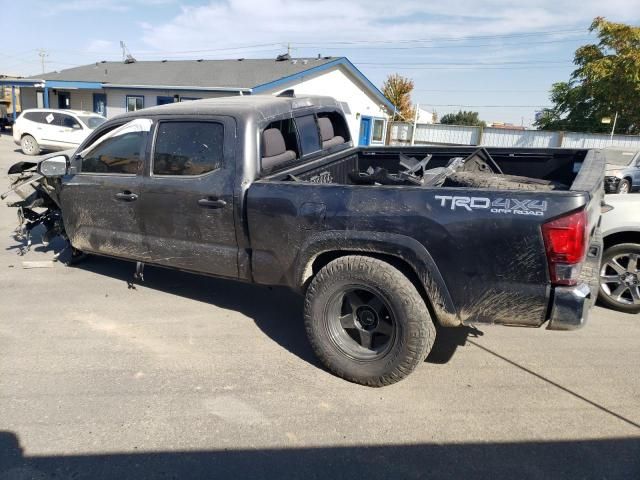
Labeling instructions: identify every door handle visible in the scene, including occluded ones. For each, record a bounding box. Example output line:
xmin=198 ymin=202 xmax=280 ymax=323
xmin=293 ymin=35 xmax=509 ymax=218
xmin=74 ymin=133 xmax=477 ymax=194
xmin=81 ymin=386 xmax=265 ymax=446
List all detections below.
xmin=198 ymin=198 xmax=226 ymax=209
xmin=115 ymin=191 xmax=138 ymax=202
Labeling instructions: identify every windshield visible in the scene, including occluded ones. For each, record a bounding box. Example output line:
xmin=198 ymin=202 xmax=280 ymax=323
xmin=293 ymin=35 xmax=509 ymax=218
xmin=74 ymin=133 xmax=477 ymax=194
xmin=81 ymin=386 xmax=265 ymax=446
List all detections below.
xmin=604 ymin=149 xmax=638 ymax=166
xmin=78 ymin=115 xmax=107 ymax=130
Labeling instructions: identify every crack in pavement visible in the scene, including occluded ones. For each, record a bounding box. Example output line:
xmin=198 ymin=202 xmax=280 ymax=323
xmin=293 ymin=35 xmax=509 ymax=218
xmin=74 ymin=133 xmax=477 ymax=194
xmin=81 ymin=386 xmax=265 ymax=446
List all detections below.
xmin=468 ymin=339 xmax=640 ymax=430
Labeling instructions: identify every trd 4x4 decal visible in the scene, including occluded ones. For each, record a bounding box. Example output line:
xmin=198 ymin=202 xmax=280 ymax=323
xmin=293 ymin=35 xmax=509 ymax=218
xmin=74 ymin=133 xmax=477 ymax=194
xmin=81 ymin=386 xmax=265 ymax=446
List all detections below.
xmin=434 ymin=195 xmax=547 ymax=216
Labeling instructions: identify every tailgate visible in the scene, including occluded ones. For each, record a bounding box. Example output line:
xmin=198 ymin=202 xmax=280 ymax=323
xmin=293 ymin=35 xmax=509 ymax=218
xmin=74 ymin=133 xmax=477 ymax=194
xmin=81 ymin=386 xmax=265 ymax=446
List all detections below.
xmin=546 ymin=149 xmax=605 ymax=329
xmin=572 ymin=149 xmax=606 ymax=300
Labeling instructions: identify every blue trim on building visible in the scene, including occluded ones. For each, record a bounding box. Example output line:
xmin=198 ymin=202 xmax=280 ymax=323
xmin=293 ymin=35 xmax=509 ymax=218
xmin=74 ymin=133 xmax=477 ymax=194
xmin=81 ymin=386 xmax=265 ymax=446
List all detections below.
xmin=251 ymin=57 xmax=394 ymax=111
xmin=0 ymin=80 xmax=41 ymax=87
xmin=44 ymin=80 xmax=103 ymax=89
xmin=43 ymin=87 xmax=49 ymax=108
xmin=11 ymin=86 xmax=16 ymax=120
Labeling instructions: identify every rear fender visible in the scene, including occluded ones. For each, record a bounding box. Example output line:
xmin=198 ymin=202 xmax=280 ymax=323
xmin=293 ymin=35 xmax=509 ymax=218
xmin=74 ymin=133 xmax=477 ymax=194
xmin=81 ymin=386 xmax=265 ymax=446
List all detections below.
xmin=295 ymin=230 xmax=460 ymax=326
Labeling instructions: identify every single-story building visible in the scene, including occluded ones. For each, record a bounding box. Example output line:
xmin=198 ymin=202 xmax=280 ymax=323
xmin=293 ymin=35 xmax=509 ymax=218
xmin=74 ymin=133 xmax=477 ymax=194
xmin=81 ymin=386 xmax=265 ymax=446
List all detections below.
xmin=0 ymin=56 xmax=393 ymax=146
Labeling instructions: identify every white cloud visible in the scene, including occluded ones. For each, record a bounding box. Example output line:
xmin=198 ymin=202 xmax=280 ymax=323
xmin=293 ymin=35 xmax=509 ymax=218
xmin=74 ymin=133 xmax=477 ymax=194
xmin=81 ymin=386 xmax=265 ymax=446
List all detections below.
xmin=139 ymin=0 xmax=640 ymax=55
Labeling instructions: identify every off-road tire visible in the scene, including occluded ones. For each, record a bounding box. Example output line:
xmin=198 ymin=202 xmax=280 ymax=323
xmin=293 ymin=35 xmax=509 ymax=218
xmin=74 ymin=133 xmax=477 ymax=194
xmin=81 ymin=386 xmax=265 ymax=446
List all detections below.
xmin=598 ymin=243 xmax=640 ymax=314
xmin=20 ymin=134 xmax=41 ymax=156
xmin=304 ymin=255 xmax=436 ymax=386
xmin=444 ymin=171 xmax=566 ymax=191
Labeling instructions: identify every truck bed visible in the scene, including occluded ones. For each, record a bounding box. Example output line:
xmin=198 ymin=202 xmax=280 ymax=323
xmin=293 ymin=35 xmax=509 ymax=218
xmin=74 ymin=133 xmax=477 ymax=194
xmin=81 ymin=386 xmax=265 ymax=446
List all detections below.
xmin=265 ymin=146 xmax=590 ymax=191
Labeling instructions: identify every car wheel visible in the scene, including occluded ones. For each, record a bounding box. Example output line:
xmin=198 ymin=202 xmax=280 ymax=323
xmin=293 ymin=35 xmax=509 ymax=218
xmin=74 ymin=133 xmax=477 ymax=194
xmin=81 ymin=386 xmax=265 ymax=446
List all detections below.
xmin=304 ymin=255 xmax=436 ymax=386
xmin=20 ymin=134 xmax=41 ymax=156
xmin=617 ymin=179 xmax=631 ymax=194
xmin=598 ymin=243 xmax=640 ymax=314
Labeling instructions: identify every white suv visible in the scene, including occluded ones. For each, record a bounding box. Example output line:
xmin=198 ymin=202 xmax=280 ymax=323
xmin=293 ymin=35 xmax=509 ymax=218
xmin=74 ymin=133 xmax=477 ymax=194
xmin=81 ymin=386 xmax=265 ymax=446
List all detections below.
xmin=13 ymin=109 xmax=106 ymax=155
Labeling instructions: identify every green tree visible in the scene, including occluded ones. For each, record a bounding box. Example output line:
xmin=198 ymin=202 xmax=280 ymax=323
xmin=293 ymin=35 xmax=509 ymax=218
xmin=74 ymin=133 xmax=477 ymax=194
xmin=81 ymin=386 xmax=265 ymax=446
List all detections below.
xmin=536 ymin=17 xmax=640 ymax=134
xmin=439 ymin=110 xmax=486 ymax=127
xmin=381 ymin=74 xmax=415 ymax=121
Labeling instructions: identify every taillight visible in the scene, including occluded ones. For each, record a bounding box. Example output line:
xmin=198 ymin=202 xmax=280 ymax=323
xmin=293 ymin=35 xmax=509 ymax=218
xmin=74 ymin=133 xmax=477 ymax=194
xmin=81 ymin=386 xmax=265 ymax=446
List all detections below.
xmin=541 ymin=209 xmax=587 ymax=286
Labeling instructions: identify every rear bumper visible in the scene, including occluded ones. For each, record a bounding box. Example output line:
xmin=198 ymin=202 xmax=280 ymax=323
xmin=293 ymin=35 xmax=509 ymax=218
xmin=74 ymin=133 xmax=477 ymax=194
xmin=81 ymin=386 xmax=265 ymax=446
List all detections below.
xmin=546 ymin=283 xmax=592 ymax=330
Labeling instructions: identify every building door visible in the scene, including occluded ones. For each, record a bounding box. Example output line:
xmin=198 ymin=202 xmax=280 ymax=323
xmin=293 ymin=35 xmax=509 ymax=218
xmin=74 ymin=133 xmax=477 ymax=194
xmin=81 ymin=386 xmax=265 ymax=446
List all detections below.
xmin=156 ymin=96 xmax=174 ymax=105
xmin=58 ymin=92 xmax=70 ymax=109
xmin=93 ymin=93 xmax=107 ymax=117
xmin=358 ymin=116 xmax=372 ymax=146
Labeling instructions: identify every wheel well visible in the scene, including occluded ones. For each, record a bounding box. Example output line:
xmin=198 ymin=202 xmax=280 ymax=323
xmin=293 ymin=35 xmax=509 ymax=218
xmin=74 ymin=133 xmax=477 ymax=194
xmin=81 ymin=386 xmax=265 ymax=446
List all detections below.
xmin=308 ymin=250 xmax=436 ymax=319
xmin=603 ymin=231 xmax=640 ymax=250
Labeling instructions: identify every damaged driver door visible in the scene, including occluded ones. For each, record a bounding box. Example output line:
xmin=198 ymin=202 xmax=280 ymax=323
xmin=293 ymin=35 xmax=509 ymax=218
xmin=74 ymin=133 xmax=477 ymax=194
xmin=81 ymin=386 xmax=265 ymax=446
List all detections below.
xmin=59 ymin=119 xmax=152 ymax=261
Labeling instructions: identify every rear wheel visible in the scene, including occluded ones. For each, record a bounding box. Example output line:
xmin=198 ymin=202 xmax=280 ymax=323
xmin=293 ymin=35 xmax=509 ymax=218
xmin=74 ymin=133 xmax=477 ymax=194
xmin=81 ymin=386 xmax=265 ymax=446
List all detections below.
xmin=21 ymin=134 xmax=40 ymax=156
xmin=598 ymin=243 xmax=640 ymax=314
xmin=304 ymin=255 xmax=436 ymax=386
xmin=617 ymin=179 xmax=631 ymax=194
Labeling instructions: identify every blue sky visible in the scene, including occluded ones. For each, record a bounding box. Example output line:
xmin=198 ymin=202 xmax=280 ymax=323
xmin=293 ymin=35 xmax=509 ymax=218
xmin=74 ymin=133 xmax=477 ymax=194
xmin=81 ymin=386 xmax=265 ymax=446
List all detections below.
xmin=2 ymin=0 xmax=639 ymax=125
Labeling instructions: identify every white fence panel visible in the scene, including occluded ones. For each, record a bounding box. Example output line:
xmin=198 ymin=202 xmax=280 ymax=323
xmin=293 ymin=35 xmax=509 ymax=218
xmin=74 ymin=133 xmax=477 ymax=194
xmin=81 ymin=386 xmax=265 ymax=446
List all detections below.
xmin=562 ymin=132 xmax=640 ymax=149
xmin=481 ymin=128 xmax=560 ymax=148
xmin=388 ymin=122 xmax=640 ymax=149
xmin=414 ymin=123 xmax=479 ymax=145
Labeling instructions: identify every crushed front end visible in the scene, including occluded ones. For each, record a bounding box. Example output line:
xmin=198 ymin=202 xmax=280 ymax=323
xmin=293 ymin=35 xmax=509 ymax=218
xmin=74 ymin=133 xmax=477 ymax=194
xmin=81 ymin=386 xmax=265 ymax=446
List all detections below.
xmin=3 ymin=160 xmax=66 ymax=254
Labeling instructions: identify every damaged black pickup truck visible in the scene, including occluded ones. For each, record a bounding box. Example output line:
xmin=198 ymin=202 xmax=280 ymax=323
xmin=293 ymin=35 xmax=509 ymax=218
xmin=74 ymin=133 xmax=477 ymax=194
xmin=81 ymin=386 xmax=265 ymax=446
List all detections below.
xmin=6 ymin=94 xmax=605 ymax=386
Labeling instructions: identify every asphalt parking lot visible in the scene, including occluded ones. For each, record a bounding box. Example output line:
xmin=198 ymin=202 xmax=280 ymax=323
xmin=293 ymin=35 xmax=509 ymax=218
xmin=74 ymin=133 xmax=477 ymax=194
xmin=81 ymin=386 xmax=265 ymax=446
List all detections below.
xmin=0 ymin=132 xmax=638 ymax=479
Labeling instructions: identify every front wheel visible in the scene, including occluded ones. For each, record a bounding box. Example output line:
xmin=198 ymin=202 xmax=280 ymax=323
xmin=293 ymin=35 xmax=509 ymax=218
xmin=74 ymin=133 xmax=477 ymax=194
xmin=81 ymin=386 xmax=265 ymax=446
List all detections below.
xmin=617 ymin=179 xmax=631 ymax=194
xmin=598 ymin=243 xmax=640 ymax=314
xmin=304 ymin=256 xmax=436 ymax=386
xmin=20 ymin=134 xmax=41 ymax=156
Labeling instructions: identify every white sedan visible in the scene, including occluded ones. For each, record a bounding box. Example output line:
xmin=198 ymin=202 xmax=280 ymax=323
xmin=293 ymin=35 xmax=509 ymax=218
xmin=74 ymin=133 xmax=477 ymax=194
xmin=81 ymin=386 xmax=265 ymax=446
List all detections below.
xmin=13 ymin=109 xmax=106 ymax=155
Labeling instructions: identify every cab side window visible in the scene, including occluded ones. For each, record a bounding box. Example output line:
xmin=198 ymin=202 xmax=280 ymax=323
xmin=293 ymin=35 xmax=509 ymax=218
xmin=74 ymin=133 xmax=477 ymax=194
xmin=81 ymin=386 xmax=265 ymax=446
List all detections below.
xmin=153 ymin=121 xmax=224 ymax=176
xmin=82 ymin=132 xmax=145 ymax=174
xmin=80 ymin=119 xmax=152 ymax=174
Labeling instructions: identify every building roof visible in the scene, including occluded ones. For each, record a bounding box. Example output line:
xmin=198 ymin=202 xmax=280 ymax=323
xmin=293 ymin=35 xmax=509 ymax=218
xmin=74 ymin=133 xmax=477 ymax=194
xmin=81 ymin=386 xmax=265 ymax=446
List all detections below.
xmin=9 ymin=56 xmax=393 ymax=111
xmin=28 ymin=58 xmax=337 ymax=89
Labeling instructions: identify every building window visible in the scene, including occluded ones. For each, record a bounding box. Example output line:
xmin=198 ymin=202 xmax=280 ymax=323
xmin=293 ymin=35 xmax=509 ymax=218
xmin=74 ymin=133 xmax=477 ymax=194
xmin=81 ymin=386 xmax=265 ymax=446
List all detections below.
xmin=126 ymin=95 xmax=144 ymax=112
xmin=371 ymin=118 xmax=385 ymax=143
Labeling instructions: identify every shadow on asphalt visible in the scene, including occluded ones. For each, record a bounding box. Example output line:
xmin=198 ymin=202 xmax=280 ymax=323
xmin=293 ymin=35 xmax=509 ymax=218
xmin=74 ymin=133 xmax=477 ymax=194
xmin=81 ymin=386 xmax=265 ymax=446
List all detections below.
xmin=1 ymin=430 xmax=639 ymax=479
xmin=5 ymin=224 xmax=481 ymax=371
xmin=70 ymin=254 xmax=321 ymax=367
xmin=60 ymin=253 xmax=475 ymax=371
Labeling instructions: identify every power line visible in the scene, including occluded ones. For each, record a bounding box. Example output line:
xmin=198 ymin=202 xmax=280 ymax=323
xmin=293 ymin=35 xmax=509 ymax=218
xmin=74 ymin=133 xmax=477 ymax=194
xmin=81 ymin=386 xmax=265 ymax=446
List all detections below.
xmin=361 ymin=65 xmax=571 ymax=70
xmin=414 ymin=89 xmax=548 ymax=93
xmin=293 ymin=27 xmax=588 ymax=45
xmin=424 ymin=104 xmax=553 ymax=108
xmin=357 ymin=60 xmax=571 ymax=66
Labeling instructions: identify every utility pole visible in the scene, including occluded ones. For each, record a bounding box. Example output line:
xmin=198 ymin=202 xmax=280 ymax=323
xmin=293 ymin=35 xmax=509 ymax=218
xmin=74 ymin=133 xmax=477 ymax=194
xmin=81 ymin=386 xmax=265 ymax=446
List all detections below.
xmin=287 ymin=43 xmax=291 ymax=57
xmin=37 ymin=49 xmax=48 ymax=74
